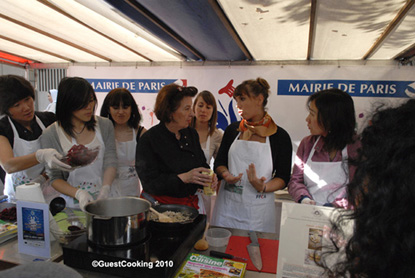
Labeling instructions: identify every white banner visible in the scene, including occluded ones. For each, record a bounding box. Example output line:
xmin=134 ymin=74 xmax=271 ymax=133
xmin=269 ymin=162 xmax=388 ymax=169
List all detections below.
xmin=68 ymin=64 xmax=415 ymax=152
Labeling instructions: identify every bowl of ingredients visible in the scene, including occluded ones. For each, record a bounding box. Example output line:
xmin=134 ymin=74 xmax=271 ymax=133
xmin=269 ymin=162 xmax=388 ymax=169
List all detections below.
xmin=60 ymin=144 xmax=99 ymax=168
xmin=50 ymin=215 xmax=86 ymax=244
xmin=206 ymin=228 xmax=231 ymax=247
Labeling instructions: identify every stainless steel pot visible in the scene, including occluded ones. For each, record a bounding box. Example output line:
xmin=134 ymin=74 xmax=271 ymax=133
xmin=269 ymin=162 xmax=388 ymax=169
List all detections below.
xmin=84 ymin=197 xmax=151 ymax=247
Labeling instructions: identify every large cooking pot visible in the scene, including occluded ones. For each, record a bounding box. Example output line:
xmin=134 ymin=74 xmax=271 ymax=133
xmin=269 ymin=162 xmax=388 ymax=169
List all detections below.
xmin=84 ymin=197 xmax=151 ymax=247
xmin=141 ymin=192 xmax=199 ymax=230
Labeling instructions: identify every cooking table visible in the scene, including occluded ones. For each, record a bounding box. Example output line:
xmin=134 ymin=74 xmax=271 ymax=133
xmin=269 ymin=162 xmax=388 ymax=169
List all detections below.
xmin=191 ymin=226 xmax=278 ymax=278
xmin=0 ymin=191 xmax=291 ymax=276
xmin=0 ymin=226 xmax=278 ymax=277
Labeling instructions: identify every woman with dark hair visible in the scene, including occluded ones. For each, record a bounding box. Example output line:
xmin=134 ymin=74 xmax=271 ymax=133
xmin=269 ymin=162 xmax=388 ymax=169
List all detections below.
xmin=321 ymin=100 xmax=415 ymax=277
xmin=100 ymin=88 xmax=146 ymax=197
xmin=288 ymin=88 xmax=360 ymax=207
xmin=211 ymin=77 xmax=292 ymax=233
xmin=40 ymin=77 xmax=117 ymax=209
xmin=0 ymin=75 xmax=71 ymax=201
xmin=136 ymin=84 xmax=217 ymax=213
xmin=190 ymin=90 xmax=223 ymax=220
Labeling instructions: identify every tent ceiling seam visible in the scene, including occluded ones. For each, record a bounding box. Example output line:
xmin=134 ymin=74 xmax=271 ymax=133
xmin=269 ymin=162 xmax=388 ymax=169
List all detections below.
xmin=363 ymin=0 xmax=415 ymax=60
xmin=38 ymin=0 xmax=153 ymax=62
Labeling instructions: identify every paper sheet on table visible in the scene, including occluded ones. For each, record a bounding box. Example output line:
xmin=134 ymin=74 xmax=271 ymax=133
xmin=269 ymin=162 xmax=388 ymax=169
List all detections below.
xmin=276 ymin=203 xmax=353 ymax=278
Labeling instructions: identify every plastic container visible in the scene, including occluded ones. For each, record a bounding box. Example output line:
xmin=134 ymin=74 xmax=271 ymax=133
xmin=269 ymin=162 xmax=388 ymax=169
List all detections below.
xmin=206 ymin=228 xmax=231 ymax=247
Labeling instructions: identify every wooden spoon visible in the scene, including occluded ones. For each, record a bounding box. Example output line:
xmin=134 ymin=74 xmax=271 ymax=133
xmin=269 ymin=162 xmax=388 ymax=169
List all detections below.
xmin=194 ymin=221 xmax=210 ymax=251
xmin=150 ymin=207 xmax=174 ymax=223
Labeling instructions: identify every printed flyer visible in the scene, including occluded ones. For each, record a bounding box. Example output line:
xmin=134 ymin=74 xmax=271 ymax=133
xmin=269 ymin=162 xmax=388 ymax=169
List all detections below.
xmin=276 ymin=203 xmax=353 ymax=278
xmin=17 ymin=201 xmax=51 ymax=258
xmin=175 ymin=253 xmax=247 ymax=278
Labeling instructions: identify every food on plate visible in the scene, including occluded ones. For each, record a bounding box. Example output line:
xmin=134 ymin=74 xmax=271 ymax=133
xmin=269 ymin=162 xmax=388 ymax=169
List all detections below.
xmin=61 ymin=144 xmax=99 ymax=167
xmin=149 ymin=210 xmax=191 ymax=223
xmin=0 ymin=207 xmax=16 ymax=221
xmin=309 ymin=233 xmax=321 ymax=244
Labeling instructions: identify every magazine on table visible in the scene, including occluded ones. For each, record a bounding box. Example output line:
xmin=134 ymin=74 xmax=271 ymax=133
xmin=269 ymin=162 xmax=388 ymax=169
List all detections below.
xmin=175 ymin=253 xmax=247 ymax=278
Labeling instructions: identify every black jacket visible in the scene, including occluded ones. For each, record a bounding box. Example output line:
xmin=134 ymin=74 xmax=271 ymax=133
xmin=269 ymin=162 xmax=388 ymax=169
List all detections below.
xmin=136 ymin=123 xmax=209 ymax=198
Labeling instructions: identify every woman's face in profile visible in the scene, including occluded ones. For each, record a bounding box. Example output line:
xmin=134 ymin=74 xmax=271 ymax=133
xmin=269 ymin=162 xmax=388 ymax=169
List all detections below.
xmin=47 ymin=93 xmax=53 ymax=103
xmin=306 ymin=100 xmax=327 ymax=136
xmin=234 ymin=92 xmax=263 ymax=122
xmin=72 ymin=97 xmax=95 ymax=123
xmin=171 ymin=96 xmax=194 ymax=129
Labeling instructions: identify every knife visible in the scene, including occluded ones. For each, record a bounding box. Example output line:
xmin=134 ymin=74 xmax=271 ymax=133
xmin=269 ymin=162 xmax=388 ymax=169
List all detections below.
xmin=247 ymin=231 xmax=262 ymax=271
xmin=210 ymin=250 xmax=248 ymax=261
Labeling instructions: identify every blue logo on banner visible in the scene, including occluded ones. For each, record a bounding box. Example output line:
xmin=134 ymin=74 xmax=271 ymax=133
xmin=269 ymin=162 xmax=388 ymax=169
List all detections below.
xmin=278 ymin=80 xmax=415 ymax=98
xmin=87 ymin=79 xmax=182 ymax=93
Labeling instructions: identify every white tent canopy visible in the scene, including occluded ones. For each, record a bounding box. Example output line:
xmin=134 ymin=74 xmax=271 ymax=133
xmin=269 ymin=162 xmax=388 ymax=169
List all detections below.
xmin=0 ymin=0 xmax=415 ymax=67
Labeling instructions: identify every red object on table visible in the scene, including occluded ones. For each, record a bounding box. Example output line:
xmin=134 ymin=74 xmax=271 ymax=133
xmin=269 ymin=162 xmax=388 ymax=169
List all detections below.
xmin=226 ymin=235 xmax=279 ymax=273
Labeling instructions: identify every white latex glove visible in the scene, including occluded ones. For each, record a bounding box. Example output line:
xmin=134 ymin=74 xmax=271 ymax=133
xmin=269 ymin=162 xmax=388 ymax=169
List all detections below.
xmin=97 ymin=185 xmax=111 ymax=200
xmin=36 ymin=149 xmax=72 ymax=171
xmin=75 ymin=189 xmax=94 ymax=210
xmin=301 ymin=197 xmax=316 ymax=205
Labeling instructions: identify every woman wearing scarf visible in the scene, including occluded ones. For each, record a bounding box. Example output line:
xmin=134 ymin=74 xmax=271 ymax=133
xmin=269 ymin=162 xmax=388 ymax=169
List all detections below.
xmin=45 ymin=89 xmax=58 ymax=113
xmin=211 ymin=78 xmax=292 ymax=233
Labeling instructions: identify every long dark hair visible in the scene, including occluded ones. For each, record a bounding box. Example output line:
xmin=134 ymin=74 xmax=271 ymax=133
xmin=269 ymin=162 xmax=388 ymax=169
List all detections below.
xmin=191 ymin=90 xmax=218 ymax=136
xmin=321 ymin=100 xmax=415 ymax=277
xmin=56 ymin=77 xmax=97 ymax=137
xmin=308 ymin=89 xmax=356 ymax=151
xmin=100 ymin=88 xmax=141 ymax=128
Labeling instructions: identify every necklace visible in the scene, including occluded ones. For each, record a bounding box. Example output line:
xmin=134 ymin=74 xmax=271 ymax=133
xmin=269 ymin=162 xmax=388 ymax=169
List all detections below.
xmin=73 ymin=124 xmax=86 ymax=135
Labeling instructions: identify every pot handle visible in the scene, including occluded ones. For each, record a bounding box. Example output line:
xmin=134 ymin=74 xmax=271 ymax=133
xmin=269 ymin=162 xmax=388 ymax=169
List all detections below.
xmin=141 ymin=192 xmax=159 ymax=207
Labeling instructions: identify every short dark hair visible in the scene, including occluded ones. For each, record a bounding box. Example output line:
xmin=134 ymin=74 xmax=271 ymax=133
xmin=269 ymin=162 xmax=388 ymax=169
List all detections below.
xmin=191 ymin=90 xmax=218 ymax=136
xmin=307 ymin=88 xmax=356 ymax=151
xmin=154 ymin=84 xmax=197 ymax=123
xmin=0 ymin=75 xmax=35 ymax=115
xmin=56 ymin=77 xmax=97 ymax=137
xmin=233 ymin=77 xmax=270 ymax=108
xmin=100 ymin=88 xmax=141 ymax=128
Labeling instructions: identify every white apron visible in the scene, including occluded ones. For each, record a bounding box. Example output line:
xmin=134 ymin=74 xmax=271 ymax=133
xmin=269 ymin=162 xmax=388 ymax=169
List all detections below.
xmin=202 ymin=135 xmax=211 ymax=163
xmin=4 ymin=116 xmax=45 ymax=201
xmin=111 ymin=128 xmax=140 ymax=197
xmin=211 ymin=135 xmax=276 ymax=233
xmin=60 ymin=125 xmax=105 ymax=208
xmin=304 ymin=136 xmax=349 ymax=205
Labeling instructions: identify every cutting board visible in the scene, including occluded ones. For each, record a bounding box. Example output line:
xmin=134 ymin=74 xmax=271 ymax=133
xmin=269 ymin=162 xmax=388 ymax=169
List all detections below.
xmin=226 ymin=235 xmax=279 ymax=273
